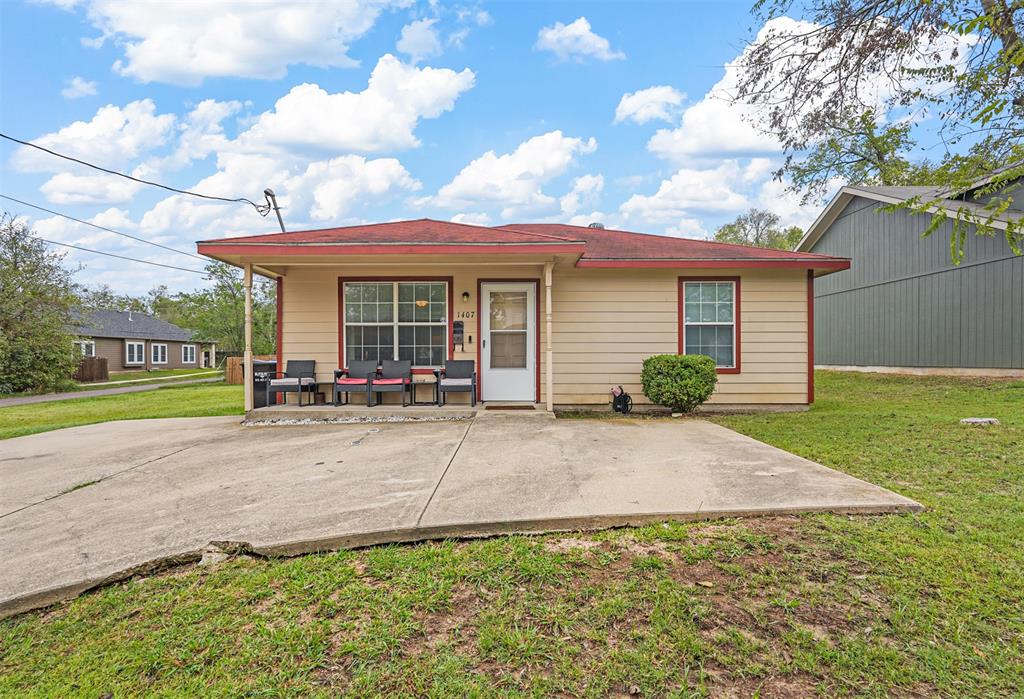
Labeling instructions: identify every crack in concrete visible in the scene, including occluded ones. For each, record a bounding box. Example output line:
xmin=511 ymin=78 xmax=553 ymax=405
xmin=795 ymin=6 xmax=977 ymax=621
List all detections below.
xmin=0 ymin=445 xmax=196 ymax=520
xmin=415 ymin=419 xmax=474 ymax=527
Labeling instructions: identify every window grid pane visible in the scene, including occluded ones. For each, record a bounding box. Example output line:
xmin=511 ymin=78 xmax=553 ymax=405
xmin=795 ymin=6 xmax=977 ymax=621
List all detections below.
xmin=683 ymin=282 xmax=736 ymax=368
xmin=344 ymin=281 xmax=447 ymax=368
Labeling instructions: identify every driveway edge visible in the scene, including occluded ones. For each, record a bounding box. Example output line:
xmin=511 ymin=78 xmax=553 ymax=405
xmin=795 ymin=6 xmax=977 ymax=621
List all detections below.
xmin=0 ymin=500 xmax=922 ymax=621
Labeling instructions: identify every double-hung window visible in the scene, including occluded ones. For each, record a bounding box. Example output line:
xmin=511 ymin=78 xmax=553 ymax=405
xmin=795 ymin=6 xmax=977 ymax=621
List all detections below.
xmin=151 ymin=343 xmax=168 ymax=365
xmin=343 ymin=281 xmax=448 ymax=367
xmin=682 ymin=279 xmax=738 ymax=371
xmin=74 ymin=340 xmax=95 ymax=357
xmin=182 ymin=344 xmax=196 ymax=364
xmin=125 ymin=341 xmax=144 ymax=365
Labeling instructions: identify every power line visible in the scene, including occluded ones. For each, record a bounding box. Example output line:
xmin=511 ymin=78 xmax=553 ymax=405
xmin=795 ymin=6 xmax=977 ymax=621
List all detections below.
xmin=0 ymin=193 xmax=207 ymax=262
xmin=34 ymin=236 xmax=208 ymax=276
xmin=0 ymin=132 xmax=271 ymax=214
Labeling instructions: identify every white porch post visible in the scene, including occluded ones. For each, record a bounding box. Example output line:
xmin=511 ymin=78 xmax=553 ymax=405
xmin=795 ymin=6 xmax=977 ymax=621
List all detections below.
xmin=243 ymin=263 xmax=254 ymax=412
xmin=544 ymin=260 xmax=554 ymax=412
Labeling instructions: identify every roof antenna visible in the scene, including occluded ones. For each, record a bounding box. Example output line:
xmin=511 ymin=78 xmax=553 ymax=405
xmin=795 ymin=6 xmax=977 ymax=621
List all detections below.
xmin=264 ymin=188 xmax=286 ymax=233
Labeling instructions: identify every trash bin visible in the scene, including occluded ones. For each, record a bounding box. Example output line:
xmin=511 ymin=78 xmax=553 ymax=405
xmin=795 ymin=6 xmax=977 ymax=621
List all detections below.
xmin=251 ymin=359 xmax=278 ymax=408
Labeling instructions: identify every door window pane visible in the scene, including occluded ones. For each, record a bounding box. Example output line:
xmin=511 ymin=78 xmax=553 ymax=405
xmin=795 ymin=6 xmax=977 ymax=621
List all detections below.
xmin=490 ymin=332 xmax=527 ymax=368
xmin=489 ymin=291 xmax=528 ymax=330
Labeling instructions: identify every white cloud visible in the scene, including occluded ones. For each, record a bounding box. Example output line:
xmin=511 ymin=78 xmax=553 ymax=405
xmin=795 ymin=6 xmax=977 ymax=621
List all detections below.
xmin=535 ymin=17 xmax=624 ymax=62
xmin=61 ymin=76 xmax=97 ymax=99
xmin=614 ymin=86 xmax=685 ymax=125
xmin=397 ymin=18 xmax=442 ymax=63
xmin=140 ymin=151 xmax=420 ymax=237
xmin=450 ymin=212 xmax=491 ymax=225
xmin=11 ymin=99 xmax=176 ymax=172
xmin=239 ymin=55 xmax=474 ymax=154
xmin=649 ymin=17 xmax=977 ymax=163
xmin=426 ymin=131 xmax=598 ymax=218
xmin=156 ymin=99 xmax=243 ymax=171
xmin=560 ymin=174 xmax=604 ymax=216
xmin=665 ymin=218 xmax=707 ymax=238
xmin=39 ymin=172 xmax=144 ymax=205
xmin=619 ymin=161 xmax=753 ymax=226
xmin=71 ymin=0 xmax=408 ymax=85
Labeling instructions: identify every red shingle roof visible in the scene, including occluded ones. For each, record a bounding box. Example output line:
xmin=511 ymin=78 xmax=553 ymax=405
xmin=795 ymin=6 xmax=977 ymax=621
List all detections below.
xmin=498 ymin=223 xmax=843 ymax=262
xmin=203 ymin=218 xmax=581 ymax=246
xmin=197 ymin=218 xmax=849 ymax=270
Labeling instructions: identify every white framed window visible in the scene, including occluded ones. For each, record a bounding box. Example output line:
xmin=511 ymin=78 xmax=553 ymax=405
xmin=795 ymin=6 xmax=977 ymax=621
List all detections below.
xmin=125 ymin=341 xmax=145 ymax=365
xmin=343 ymin=281 xmax=448 ymax=367
xmin=151 ymin=343 xmax=168 ymax=365
xmin=74 ymin=340 xmax=95 ymax=357
xmin=681 ymin=279 xmax=739 ymax=371
xmin=182 ymin=344 xmax=196 ymax=364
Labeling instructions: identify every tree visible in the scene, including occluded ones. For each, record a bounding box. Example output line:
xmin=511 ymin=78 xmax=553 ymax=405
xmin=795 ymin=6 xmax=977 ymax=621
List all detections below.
xmin=169 ymin=262 xmax=276 ymax=355
xmin=78 ymin=284 xmax=148 ymax=313
xmin=735 ymin=0 xmax=1024 ymax=258
xmin=0 ymin=214 xmax=82 ymax=393
xmin=714 ymin=208 xmax=804 ymax=249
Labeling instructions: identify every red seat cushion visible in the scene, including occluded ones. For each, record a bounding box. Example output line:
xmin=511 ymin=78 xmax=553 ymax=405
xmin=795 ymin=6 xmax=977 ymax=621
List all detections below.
xmin=336 ymin=377 xmax=367 ymax=385
xmin=372 ymin=378 xmax=409 ymax=385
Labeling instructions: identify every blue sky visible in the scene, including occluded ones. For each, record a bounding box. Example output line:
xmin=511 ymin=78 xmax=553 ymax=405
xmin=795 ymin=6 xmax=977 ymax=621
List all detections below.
xmin=0 ymin=1 xmax=853 ymax=293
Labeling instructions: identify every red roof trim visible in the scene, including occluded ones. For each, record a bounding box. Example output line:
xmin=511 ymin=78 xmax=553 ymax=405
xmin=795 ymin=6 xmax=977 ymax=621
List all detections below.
xmin=577 ymin=259 xmax=851 ymax=270
xmin=197 ymin=242 xmax=585 ymax=256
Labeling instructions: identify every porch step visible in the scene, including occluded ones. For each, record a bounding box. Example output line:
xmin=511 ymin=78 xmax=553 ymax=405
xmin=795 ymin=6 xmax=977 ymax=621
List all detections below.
xmin=245 ymin=404 xmax=476 ymax=423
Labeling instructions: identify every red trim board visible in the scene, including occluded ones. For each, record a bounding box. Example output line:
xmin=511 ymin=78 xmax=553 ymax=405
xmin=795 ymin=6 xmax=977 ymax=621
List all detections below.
xmin=581 ymin=259 xmax=850 ymax=271
xmin=677 ymin=276 xmax=742 ymax=376
xmin=199 ymin=243 xmax=583 ymax=257
xmin=336 ymin=277 xmax=455 ymax=375
xmin=807 ymin=270 xmax=815 ymax=404
xmin=476 ymin=279 xmax=542 ymax=404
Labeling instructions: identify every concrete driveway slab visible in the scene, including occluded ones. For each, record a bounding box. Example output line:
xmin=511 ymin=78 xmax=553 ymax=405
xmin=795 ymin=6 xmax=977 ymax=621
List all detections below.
xmin=0 ymin=414 xmax=920 ymax=618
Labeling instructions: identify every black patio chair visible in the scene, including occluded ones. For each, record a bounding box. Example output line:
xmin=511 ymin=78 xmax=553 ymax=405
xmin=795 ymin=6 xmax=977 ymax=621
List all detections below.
xmin=370 ymin=360 xmax=413 ymax=407
xmin=435 ymin=359 xmax=476 ymax=407
xmin=333 ymin=360 xmax=377 ymax=406
xmin=268 ymin=359 xmax=317 ymax=406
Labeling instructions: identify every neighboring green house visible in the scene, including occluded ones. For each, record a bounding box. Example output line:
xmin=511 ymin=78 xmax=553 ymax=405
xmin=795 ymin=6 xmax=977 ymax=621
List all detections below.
xmin=798 ymin=175 xmax=1024 ymax=374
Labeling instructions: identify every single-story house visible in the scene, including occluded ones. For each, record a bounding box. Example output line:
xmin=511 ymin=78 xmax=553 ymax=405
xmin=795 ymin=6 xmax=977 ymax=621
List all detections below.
xmin=197 ymin=219 xmax=849 ymax=411
xmin=73 ymin=309 xmax=218 ymax=371
xmin=797 ymin=174 xmax=1024 ymax=374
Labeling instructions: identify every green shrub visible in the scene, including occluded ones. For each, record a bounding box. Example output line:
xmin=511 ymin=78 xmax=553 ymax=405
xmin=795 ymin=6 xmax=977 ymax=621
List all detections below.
xmin=640 ymin=354 xmax=717 ymax=413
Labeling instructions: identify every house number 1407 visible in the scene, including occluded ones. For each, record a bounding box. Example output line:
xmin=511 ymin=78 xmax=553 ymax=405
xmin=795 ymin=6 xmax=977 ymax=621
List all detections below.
xmin=457 ymin=311 xmax=475 ymax=319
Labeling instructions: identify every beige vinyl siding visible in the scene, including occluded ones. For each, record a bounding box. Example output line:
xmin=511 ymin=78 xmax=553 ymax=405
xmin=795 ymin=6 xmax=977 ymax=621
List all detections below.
xmin=281 ymin=265 xmax=544 ymax=405
xmin=279 ymin=263 xmax=809 ymax=407
xmin=549 ymin=267 xmax=808 ymax=405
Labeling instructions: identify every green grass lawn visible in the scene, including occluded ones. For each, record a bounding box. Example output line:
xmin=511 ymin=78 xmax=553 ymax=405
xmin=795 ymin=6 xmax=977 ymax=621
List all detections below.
xmin=1 ymin=372 xmax=1022 ymax=697
xmin=0 ymin=382 xmax=242 ymax=440
xmin=103 ymin=367 xmax=222 ymax=382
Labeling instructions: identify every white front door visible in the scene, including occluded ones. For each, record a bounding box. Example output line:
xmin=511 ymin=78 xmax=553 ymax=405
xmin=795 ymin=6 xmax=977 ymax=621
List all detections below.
xmin=481 ymin=282 xmax=536 ymax=401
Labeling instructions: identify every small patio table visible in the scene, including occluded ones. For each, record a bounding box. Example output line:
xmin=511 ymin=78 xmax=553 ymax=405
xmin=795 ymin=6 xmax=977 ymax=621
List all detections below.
xmin=411 ymin=374 xmax=437 ymax=406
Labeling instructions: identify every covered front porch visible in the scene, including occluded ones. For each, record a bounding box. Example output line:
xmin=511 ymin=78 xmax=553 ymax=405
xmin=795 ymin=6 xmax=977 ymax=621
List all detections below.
xmin=209 ymin=250 xmax=578 ymax=415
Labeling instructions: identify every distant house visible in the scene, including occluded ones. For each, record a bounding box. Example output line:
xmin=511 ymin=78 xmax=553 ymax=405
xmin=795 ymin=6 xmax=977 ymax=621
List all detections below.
xmin=73 ymin=309 xmax=217 ymax=371
xmin=798 ymin=175 xmax=1024 ymax=374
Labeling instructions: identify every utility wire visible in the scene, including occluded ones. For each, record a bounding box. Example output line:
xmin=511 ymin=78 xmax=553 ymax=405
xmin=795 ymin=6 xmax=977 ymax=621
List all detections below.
xmin=33 ymin=235 xmax=208 ymax=275
xmin=0 ymin=193 xmax=207 ymax=262
xmin=0 ymin=132 xmax=271 ymax=214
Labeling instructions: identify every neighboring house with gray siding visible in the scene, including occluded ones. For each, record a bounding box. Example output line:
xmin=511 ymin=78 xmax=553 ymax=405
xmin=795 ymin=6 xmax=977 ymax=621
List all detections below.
xmin=798 ymin=180 xmax=1024 ymax=373
xmin=73 ymin=309 xmax=218 ymax=371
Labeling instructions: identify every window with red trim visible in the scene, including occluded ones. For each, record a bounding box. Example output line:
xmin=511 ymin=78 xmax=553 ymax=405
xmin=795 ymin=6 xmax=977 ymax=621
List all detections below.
xmin=342 ymin=281 xmax=448 ymax=367
xmin=682 ymin=280 xmax=737 ymax=369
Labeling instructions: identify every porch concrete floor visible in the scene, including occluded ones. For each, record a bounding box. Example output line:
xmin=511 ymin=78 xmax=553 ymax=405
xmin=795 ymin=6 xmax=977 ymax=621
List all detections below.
xmin=0 ymin=413 xmax=921 ymax=618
